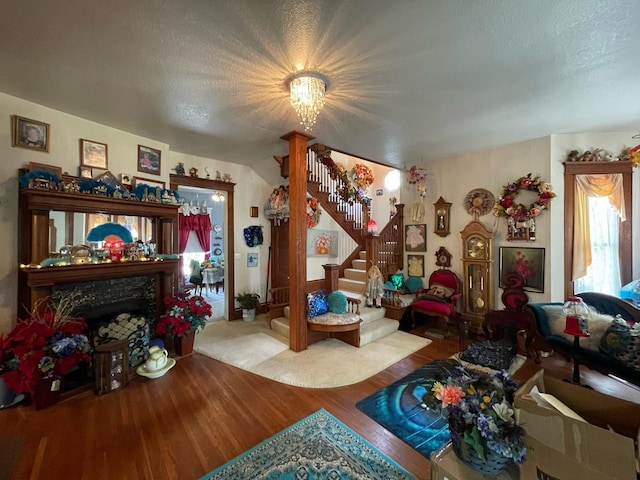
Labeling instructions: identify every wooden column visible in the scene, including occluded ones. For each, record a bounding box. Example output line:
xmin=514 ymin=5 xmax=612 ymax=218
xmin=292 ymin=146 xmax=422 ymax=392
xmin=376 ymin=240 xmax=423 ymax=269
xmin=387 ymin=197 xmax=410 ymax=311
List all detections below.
xmin=323 ymin=264 xmax=340 ymax=292
xmin=281 ymin=130 xmax=314 ymax=352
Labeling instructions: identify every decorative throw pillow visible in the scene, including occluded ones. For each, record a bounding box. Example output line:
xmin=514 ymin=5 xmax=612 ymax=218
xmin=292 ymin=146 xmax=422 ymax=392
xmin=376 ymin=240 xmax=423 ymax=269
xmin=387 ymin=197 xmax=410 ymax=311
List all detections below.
xmin=307 ymin=290 xmax=329 ymax=318
xmin=390 ymin=273 xmax=404 ymax=289
xmin=384 ymin=280 xmax=396 ymax=290
xmin=426 ymin=283 xmax=454 ymax=300
xmin=404 ymin=276 xmax=424 ymax=293
xmin=327 ymin=291 xmax=348 ymax=314
xmin=459 ymin=340 xmax=516 ymax=371
xmin=599 ymin=317 xmax=640 ymax=372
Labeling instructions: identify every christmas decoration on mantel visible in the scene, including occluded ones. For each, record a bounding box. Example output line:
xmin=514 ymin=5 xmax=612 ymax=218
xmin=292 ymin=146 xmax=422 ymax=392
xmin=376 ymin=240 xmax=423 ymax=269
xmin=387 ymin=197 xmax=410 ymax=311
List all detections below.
xmin=493 ymin=173 xmax=556 ymax=241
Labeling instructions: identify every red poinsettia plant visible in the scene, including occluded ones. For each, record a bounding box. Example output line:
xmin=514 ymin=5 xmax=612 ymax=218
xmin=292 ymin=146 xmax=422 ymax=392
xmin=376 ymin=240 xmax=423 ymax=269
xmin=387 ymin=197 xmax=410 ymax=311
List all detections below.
xmin=156 ymin=293 xmax=212 ymax=338
xmin=0 ymin=294 xmax=91 ymax=394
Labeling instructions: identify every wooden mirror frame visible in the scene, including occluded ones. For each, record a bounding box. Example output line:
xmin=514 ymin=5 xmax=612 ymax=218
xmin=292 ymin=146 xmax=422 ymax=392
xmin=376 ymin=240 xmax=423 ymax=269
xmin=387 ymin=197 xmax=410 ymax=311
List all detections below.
xmin=563 ymin=161 xmax=633 ymax=299
xmin=169 ymin=174 xmax=238 ymax=319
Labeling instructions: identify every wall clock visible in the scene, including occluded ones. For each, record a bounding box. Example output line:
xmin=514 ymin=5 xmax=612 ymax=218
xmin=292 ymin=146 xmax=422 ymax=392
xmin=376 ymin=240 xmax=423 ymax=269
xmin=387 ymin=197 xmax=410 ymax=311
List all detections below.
xmin=433 ymin=196 xmax=452 ymax=237
xmin=435 ymin=246 xmax=452 ymax=268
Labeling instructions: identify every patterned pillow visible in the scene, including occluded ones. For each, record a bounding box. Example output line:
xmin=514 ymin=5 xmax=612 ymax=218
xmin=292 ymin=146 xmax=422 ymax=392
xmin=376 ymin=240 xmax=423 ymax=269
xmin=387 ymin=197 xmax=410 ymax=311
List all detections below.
xmin=426 ymin=283 xmax=454 ymax=300
xmin=307 ymin=290 xmax=329 ymax=318
xmin=599 ymin=317 xmax=640 ymax=372
xmin=327 ymin=291 xmax=348 ymax=314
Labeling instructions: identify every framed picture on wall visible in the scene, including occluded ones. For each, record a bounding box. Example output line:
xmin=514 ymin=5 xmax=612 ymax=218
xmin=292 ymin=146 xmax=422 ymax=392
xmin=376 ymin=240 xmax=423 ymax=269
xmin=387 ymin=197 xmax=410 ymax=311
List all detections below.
xmin=12 ymin=115 xmax=50 ymax=152
xmin=137 ymin=145 xmax=161 ymax=175
xmin=247 ymin=253 xmax=258 ymax=267
xmin=499 ymin=247 xmax=545 ymax=293
xmin=405 ymin=224 xmax=426 ymax=252
xmin=80 ymin=138 xmax=108 ymax=169
xmin=407 ymin=254 xmax=425 ymax=278
xmin=132 ymin=176 xmax=165 ymax=189
xmin=306 ymin=229 xmax=338 ymax=257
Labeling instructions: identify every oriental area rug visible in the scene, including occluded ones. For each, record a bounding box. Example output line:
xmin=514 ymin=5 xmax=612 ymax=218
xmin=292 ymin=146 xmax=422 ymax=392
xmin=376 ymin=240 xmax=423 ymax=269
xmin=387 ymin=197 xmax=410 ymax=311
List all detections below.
xmin=194 ymin=315 xmax=431 ymax=388
xmin=199 ymin=409 xmax=416 ymax=480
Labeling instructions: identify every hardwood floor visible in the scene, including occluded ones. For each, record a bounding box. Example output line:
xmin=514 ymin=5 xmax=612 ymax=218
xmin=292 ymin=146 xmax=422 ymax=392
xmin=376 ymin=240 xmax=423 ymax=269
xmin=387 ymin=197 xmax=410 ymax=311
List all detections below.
xmin=2 ymin=325 xmax=638 ymax=480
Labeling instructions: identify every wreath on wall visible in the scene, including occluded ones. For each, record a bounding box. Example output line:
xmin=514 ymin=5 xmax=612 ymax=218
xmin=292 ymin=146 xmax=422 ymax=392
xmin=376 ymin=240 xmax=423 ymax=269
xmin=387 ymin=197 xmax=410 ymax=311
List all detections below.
xmin=493 ymin=173 xmax=556 ymax=219
xmin=306 ymin=196 xmax=322 ymax=228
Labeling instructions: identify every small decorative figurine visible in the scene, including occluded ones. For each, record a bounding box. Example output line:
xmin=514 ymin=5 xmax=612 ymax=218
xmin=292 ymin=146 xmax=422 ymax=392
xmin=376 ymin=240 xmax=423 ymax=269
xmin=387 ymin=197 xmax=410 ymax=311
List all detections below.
xmin=173 ymin=162 xmax=186 ymax=175
xmin=189 ymin=167 xmax=198 ymax=177
xmin=365 ymin=265 xmax=385 ymax=308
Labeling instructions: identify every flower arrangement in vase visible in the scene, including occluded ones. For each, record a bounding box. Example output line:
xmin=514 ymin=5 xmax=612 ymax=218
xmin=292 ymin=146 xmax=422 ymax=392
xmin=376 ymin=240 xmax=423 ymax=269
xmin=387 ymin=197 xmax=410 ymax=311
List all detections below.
xmin=156 ymin=293 xmax=212 ymax=356
xmin=0 ymin=293 xmax=91 ymax=396
xmin=423 ymin=365 xmax=527 ymax=475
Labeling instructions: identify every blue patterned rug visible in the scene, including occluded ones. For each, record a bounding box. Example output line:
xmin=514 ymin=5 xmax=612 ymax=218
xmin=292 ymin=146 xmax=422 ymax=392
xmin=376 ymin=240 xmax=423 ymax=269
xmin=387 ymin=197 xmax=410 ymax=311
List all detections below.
xmin=200 ymin=409 xmax=415 ymax=479
xmin=356 ymin=359 xmax=459 ymax=459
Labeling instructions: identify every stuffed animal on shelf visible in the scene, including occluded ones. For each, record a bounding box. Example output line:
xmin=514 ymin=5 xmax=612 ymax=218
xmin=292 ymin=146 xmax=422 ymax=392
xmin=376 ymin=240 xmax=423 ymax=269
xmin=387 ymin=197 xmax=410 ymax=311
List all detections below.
xmin=365 ymin=265 xmax=385 ymax=308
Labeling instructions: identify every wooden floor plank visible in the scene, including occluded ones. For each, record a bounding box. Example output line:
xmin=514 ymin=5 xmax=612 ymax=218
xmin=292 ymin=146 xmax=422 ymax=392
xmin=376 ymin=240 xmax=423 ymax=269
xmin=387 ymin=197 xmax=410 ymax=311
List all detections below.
xmin=1 ymin=326 xmax=638 ymax=480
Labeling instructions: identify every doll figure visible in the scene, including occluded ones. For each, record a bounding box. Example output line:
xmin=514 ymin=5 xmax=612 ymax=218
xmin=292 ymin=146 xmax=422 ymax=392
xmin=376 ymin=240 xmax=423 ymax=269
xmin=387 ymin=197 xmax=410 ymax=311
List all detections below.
xmin=365 ymin=265 xmax=385 ymax=308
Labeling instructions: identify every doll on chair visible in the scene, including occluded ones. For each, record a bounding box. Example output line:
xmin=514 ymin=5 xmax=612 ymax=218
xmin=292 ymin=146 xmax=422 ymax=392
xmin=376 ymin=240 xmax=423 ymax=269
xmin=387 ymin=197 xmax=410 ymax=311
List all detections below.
xmin=365 ymin=265 xmax=385 ymax=308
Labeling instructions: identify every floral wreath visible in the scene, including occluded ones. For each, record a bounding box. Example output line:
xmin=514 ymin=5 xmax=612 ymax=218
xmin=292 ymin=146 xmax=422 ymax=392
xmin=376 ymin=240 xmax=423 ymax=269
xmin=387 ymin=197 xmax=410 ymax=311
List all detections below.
xmin=493 ymin=173 xmax=556 ymax=219
xmin=306 ymin=196 xmax=321 ymax=228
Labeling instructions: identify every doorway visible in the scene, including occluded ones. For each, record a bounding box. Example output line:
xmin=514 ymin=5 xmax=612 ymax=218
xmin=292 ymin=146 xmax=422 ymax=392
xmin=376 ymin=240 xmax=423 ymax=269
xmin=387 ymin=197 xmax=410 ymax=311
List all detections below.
xmin=169 ymin=174 xmax=236 ymax=320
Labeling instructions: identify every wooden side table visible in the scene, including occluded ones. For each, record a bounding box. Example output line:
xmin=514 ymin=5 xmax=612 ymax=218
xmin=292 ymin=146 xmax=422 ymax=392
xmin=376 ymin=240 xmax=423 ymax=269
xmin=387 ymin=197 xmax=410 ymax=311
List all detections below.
xmin=431 ymin=443 xmax=519 ymax=480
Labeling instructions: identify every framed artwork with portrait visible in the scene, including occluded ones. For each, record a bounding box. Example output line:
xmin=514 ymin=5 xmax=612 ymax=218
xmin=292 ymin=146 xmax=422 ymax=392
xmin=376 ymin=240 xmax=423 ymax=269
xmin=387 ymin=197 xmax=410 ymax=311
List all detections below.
xmin=137 ymin=145 xmax=161 ymax=175
xmin=12 ymin=115 xmax=50 ymax=152
xmin=247 ymin=253 xmax=258 ymax=267
xmin=80 ymin=139 xmax=108 ymax=169
xmin=405 ymin=224 xmax=426 ymax=252
xmin=499 ymin=247 xmax=545 ymax=293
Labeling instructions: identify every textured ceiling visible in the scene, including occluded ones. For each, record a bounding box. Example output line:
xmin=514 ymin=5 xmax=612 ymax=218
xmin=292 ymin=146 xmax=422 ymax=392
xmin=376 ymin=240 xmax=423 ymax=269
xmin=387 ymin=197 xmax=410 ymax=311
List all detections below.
xmin=1 ymin=0 xmax=639 ymax=176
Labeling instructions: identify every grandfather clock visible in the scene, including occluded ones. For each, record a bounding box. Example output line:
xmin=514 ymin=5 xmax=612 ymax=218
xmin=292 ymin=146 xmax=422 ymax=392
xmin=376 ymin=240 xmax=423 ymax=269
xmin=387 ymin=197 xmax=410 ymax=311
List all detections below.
xmin=460 ymin=220 xmax=494 ymax=334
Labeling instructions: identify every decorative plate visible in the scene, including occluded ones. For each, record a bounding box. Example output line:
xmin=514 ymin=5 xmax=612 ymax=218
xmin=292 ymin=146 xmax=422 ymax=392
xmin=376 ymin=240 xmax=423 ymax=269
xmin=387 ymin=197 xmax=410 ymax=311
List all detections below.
xmin=213 ymin=248 xmax=222 ymax=256
xmin=463 ymin=188 xmax=495 ymax=217
xmin=213 ymin=224 xmax=222 ymax=232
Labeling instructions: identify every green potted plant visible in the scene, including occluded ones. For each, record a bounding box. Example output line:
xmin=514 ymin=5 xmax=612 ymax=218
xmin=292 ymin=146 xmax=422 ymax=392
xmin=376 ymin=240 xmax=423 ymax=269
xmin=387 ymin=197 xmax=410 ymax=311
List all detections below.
xmin=235 ymin=291 xmax=260 ymax=322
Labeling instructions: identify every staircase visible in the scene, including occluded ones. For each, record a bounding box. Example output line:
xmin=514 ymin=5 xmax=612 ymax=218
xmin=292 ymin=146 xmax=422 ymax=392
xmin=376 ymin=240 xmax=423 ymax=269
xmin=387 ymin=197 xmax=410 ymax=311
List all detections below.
xmin=269 ymin=144 xmax=405 ymax=347
xmin=270 ymin=250 xmax=400 ymax=347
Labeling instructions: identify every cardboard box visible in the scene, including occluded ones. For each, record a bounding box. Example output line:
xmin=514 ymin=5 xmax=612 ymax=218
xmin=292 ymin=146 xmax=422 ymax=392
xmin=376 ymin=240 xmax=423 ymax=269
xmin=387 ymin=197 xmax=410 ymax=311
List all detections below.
xmin=514 ymin=370 xmax=640 ymax=480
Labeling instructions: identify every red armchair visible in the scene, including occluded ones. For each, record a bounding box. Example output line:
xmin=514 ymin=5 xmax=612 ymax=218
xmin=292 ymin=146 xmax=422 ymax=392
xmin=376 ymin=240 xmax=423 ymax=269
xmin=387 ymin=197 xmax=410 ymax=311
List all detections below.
xmin=411 ymin=269 xmax=461 ymax=338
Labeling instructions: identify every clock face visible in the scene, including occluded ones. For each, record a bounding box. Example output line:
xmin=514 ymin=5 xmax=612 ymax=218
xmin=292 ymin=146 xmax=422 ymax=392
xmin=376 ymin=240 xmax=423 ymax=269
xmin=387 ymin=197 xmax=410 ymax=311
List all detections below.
xmin=467 ymin=237 xmax=486 ymax=258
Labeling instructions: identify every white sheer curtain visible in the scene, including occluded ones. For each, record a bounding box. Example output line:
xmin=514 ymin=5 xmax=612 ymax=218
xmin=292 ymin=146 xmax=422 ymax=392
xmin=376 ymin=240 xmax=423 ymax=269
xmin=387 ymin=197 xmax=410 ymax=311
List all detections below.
xmin=574 ymin=195 xmax=621 ymax=296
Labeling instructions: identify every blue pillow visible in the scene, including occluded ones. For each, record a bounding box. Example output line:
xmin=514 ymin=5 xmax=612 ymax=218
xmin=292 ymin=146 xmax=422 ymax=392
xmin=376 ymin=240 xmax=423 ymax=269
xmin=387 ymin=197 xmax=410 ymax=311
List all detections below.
xmin=390 ymin=273 xmax=404 ymax=289
xmin=307 ymin=290 xmax=329 ymax=318
xmin=384 ymin=280 xmax=396 ymax=290
xmin=327 ymin=291 xmax=348 ymax=314
xmin=404 ymin=276 xmax=424 ymax=293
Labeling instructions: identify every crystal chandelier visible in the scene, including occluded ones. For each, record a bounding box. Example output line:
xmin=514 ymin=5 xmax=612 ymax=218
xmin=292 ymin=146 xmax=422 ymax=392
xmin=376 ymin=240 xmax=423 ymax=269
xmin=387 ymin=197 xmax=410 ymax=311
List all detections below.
xmin=287 ymin=72 xmax=327 ymax=131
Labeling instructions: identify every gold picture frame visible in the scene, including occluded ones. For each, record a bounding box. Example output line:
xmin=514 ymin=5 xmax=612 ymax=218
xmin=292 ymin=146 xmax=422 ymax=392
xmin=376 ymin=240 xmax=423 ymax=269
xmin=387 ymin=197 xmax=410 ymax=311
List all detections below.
xmin=80 ymin=138 xmax=108 ymax=169
xmin=12 ymin=115 xmax=50 ymax=152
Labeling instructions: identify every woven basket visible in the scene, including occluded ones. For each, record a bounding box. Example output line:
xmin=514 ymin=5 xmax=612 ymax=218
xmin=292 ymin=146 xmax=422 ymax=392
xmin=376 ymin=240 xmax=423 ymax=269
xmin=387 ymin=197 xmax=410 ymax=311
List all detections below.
xmin=449 ymin=426 xmax=510 ymax=476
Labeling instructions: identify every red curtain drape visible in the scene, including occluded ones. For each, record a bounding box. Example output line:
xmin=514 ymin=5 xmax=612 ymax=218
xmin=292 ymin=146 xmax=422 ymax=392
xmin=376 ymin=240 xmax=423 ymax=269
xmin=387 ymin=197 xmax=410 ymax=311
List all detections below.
xmin=194 ymin=214 xmax=212 ymax=254
xmin=179 ymin=213 xmax=212 ymax=254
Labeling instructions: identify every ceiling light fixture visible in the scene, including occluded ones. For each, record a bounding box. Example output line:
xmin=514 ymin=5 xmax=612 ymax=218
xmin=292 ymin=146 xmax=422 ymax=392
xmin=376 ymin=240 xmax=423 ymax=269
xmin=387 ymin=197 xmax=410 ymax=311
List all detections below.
xmin=287 ymin=71 xmax=328 ymax=131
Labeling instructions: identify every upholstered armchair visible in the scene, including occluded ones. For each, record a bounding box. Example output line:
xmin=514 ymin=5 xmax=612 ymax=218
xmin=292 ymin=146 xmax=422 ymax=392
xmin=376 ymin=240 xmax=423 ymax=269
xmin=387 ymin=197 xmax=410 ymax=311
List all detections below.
xmin=410 ymin=269 xmax=461 ymax=338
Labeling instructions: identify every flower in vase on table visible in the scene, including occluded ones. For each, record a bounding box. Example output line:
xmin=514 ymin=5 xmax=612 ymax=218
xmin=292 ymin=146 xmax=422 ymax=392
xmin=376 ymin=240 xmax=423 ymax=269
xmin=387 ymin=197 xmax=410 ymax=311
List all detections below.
xmin=0 ymin=295 xmax=91 ymax=394
xmin=156 ymin=293 xmax=212 ymax=338
xmin=424 ymin=366 xmax=527 ymax=464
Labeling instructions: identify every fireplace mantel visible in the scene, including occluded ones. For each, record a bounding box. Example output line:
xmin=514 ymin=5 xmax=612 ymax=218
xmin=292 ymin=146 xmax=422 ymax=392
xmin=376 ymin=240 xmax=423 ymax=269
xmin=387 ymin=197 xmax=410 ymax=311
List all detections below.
xmin=18 ymin=185 xmax=179 ymax=319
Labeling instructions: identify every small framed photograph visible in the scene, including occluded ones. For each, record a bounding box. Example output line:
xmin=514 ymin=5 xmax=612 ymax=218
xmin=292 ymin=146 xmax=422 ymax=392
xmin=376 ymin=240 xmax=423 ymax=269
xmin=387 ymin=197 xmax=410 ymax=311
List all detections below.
xmin=120 ymin=173 xmax=132 ymax=185
xmin=407 ymin=254 xmax=425 ymax=277
xmin=96 ymin=170 xmax=123 ymax=189
xmin=499 ymin=247 xmax=545 ymax=293
xmin=137 ymin=145 xmax=161 ymax=175
xmin=132 ymin=176 xmax=166 ymax=189
xmin=247 ymin=253 xmax=258 ymax=267
xmin=12 ymin=115 xmax=50 ymax=152
xmin=29 ymin=162 xmax=62 ymax=179
xmin=80 ymin=139 xmax=108 ymax=169
xmin=375 ymin=189 xmax=383 ymax=196
xmin=405 ymin=224 xmax=426 ymax=252
xmin=79 ymin=166 xmax=93 ymax=179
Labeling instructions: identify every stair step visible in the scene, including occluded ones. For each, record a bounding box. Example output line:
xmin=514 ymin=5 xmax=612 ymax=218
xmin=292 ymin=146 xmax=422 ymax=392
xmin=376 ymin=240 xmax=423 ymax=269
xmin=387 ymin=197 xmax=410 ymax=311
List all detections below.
xmin=338 ymin=278 xmax=365 ymax=294
xmin=352 ymin=259 xmax=367 ymax=271
xmin=359 ymin=251 xmax=367 ymax=260
xmin=271 ymin=316 xmax=290 ymax=338
xmin=344 ymin=268 xmax=367 ymax=281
